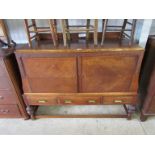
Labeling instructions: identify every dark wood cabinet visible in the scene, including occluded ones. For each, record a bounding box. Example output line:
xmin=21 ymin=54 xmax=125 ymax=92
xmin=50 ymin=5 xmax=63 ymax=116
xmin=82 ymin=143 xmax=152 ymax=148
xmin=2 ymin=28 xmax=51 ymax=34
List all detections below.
xmin=139 ymin=36 xmax=155 ymax=121
xmin=0 ymin=48 xmax=29 ymax=119
xmin=15 ymin=45 xmax=144 ymax=119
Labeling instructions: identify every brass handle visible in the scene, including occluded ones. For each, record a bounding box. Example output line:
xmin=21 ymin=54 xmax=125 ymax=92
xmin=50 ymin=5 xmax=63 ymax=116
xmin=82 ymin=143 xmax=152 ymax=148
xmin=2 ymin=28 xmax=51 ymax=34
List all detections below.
xmin=38 ymin=100 xmax=47 ymax=103
xmin=114 ymin=100 xmax=123 ymax=103
xmin=88 ymin=100 xmax=96 ymax=103
xmin=64 ymin=100 xmax=72 ymax=104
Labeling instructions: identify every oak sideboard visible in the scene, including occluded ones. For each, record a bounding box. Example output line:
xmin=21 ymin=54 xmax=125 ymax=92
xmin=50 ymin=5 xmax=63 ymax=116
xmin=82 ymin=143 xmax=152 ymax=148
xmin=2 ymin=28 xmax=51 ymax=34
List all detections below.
xmin=15 ymin=43 xmax=144 ymax=119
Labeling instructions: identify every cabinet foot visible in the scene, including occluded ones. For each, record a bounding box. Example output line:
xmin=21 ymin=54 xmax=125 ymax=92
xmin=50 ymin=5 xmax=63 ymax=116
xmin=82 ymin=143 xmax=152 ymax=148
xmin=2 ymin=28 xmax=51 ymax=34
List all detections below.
xmin=26 ymin=106 xmax=35 ymax=120
xmin=124 ymin=105 xmax=136 ymax=120
xmin=140 ymin=113 xmax=147 ymax=122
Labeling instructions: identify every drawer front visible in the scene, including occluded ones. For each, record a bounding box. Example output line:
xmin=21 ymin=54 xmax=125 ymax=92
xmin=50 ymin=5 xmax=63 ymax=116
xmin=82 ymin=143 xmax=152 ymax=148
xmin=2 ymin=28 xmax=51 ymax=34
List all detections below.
xmin=103 ymin=96 xmax=137 ymax=105
xmin=0 ymin=90 xmax=17 ymax=104
xmin=58 ymin=96 xmax=101 ymax=105
xmin=0 ymin=105 xmax=21 ymax=116
xmin=24 ymin=94 xmax=58 ymax=105
xmin=0 ymin=77 xmax=11 ymax=90
xmin=147 ymin=96 xmax=155 ymax=113
xmin=0 ymin=60 xmax=6 ymax=77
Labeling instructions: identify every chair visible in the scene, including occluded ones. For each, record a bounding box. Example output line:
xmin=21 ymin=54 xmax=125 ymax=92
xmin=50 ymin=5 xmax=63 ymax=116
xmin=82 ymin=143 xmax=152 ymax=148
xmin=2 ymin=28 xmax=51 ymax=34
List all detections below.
xmin=61 ymin=19 xmax=98 ymax=47
xmin=101 ymin=19 xmax=137 ymax=46
xmin=24 ymin=19 xmax=58 ymax=47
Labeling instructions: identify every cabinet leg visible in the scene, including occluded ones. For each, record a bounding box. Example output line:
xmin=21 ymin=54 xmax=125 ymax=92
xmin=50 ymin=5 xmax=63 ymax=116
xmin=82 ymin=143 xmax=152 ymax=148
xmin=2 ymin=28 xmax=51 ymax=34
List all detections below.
xmin=24 ymin=116 xmax=30 ymax=120
xmin=26 ymin=106 xmax=35 ymax=120
xmin=127 ymin=105 xmax=136 ymax=120
xmin=140 ymin=113 xmax=147 ymax=122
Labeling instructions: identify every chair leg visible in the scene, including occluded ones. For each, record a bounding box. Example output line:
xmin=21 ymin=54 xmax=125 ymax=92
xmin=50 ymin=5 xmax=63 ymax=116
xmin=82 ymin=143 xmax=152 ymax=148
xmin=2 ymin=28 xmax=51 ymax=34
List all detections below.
xmin=65 ymin=19 xmax=71 ymax=46
xmin=86 ymin=19 xmax=90 ymax=44
xmin=49 ymin=19 xmax=58 ymax=47
xmin=120 ymin=19 xmax=127 ymax=43
xmin=32 ymin=19 xmax=40 ymax=42
xmin=94 ymin=19 xmax=98 ymax=46
xmin=101 ymin=19 xmax=108 ymax=45
xmin=24 ymin=19 xmax=32 ymax=47
xmin=130 ymin=19 xmax=137 ymax=46
xmin=61 ymin=19 xmax=67 ymax=47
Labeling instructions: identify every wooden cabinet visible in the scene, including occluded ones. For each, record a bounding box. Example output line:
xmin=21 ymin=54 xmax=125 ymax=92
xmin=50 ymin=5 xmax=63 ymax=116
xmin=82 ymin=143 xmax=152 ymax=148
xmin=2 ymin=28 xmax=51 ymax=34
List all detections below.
xmin=15 ymin=46 xmax=144 ymax=119
xmin=139 ymin=36 xmax=155 ymax=121
xmin=0 ymin=48 xmax=29 ymax=119
xmin=0 ymin=19 xmax=9 ymax=43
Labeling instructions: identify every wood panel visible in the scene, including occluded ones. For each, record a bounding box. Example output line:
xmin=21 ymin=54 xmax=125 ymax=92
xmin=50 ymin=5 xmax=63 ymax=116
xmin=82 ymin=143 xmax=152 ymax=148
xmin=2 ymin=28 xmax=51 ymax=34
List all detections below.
xmin=0 ymin=105 xmax=21 ymax=116
xmin=0 ymin=77 xmax=12 ymax=90
xmin=0 ymin=60 xmax=6 ymax=76
xmin=0 ymin=90 xmax=17 ymax=104
xmin=80 ymin=55 xmax=138 ymax=92
xmin=22 ymin=57 xmax=78 ymax=93
xmin=147 ymin=96 xmax=155 ymax=113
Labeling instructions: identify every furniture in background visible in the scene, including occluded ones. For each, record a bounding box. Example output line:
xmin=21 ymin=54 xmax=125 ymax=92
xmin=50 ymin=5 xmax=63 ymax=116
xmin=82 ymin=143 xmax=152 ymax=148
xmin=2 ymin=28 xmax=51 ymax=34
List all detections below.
xmin=61 ymin=19 xmax=98 ymax=47
xmin=101 ymin=19 xmax=137 ymax=46
xmin=24 ymin=19 xmax=58 ymax=47
xmin=139 ymin=36 xmax=155 ymax=121
xmin=0 ymin=19 xmax=10 ymax=45
xmin=15 ymin=43 xmax=144 ymax=120
xmin=0 ymin=48 xmax=29 ymax=119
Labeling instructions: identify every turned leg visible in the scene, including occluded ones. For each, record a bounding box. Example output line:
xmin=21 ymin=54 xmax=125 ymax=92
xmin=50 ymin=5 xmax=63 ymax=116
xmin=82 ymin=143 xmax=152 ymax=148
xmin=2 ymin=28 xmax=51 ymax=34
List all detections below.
xmin=127 ymin=105 xmax=136 ymax=120
xmin=24 ymin=115 xmax=30 ymax=120
xmin=124 ymin=105 xmax=136 ymax=120
xmin=26 ymin=105 xmax=35 ymax=120
xmin=140 ymin=112 xmax=147 ymax=122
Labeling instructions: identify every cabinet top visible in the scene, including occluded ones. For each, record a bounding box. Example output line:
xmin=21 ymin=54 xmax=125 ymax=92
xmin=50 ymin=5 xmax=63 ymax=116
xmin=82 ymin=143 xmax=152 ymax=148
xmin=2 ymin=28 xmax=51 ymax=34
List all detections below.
xmin=16 ymin=41 xmax=144 ymax=54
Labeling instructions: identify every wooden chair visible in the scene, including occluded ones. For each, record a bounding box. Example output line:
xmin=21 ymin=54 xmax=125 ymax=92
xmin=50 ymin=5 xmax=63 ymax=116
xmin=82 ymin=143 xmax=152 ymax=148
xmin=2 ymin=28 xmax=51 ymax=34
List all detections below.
xmin=61 ymin=19 xmax=98 ymax=47
xmin=24 ymin=19 xmax=58 ymax=47
xmin=101 ymin=19 xmax=137 ymax=46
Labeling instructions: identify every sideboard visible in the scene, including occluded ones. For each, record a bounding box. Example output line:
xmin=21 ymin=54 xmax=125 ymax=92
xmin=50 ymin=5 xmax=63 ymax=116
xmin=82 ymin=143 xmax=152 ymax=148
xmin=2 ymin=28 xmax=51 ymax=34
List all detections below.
xmin=15 ymin=42 xmax=144 ymax=120
xmin=0 ymin=48 xmax=29 ymax=119
xmin=139 ymin=36 xmax=155 ymax=121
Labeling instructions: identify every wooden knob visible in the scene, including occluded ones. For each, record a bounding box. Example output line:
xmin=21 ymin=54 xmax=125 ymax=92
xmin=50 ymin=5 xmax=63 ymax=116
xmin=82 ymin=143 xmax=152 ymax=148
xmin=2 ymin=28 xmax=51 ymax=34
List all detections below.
xmin=0 ymin=96 xmax=3 ymax=99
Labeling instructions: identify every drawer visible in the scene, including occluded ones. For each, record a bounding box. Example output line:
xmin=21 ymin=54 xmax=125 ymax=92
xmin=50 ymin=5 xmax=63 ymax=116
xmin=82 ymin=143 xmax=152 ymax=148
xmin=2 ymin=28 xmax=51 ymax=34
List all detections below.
xmin=0 ymin=90 xmax=17 ymax=104
xmin=147 ymin=96 xmax=155 ymax=113
xmin=0 ymin=60 xmax=6 ymax=77
xmin=0 ymin=77 xmax=11 ymax=90
xmin=103 ymin=96 xmax=137 ymax=105
xmin=0 ymin=105 xmax=21 ymax=116
xmin=24 ymin=94 xmax=58 ymax=105
xmin=58 ymin=96 xmax=101 ymax=105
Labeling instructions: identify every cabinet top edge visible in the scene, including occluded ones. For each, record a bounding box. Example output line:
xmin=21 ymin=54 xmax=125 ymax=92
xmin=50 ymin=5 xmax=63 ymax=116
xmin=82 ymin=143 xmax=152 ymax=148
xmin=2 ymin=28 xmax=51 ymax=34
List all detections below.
xmin=16 ymin=47 xmax=144 ymax=54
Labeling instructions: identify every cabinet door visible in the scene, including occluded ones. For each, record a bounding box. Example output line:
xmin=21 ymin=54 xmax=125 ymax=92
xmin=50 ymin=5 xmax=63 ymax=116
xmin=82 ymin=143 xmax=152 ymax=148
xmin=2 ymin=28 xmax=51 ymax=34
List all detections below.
xmin=80 ymin=55 xmax=138 ymax=92
xmin=147 ymin=96 xmax=155 ymax=113
xmin=22 ymin=57 xmax=77 ymax=93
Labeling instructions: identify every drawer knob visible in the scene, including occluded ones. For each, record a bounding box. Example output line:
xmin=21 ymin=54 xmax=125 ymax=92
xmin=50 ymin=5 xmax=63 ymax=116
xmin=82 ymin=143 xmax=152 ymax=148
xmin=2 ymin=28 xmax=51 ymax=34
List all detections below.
xmin=88 ymin=100 xmax=96 ymax=103
xmin=64 ymin=100 xmax=72 ymax=104
xmin=38 ymin=100 xmax=47 ymax=103
xmin=0 ymin=96 xmax=3 ymax=100
xmin=114 ymin=100 xmax=123 ymax=103
xmin=0 ymin=109 xmax=9 ymax=113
